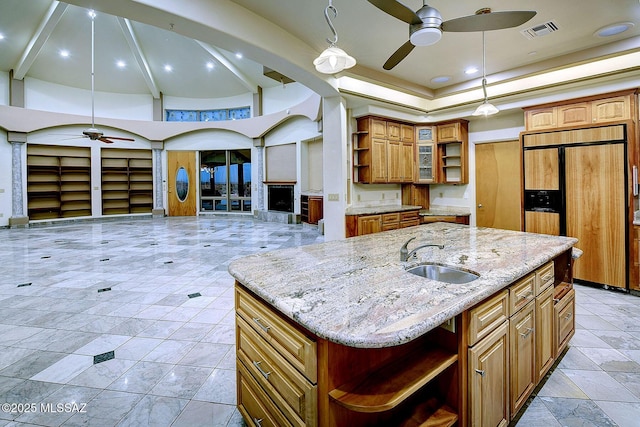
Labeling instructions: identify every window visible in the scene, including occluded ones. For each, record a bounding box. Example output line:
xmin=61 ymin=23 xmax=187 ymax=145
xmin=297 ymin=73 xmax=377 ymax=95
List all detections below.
xmin=166 ymin=107 xmax=251 ymax=122
xmin=200 ymin=150 xmax=251 ymax=212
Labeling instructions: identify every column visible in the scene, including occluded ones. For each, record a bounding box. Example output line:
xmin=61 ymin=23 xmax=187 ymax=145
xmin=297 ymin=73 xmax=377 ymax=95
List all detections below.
xmin=253 ymin=138 xmax=264 ymax=213
xmin=151 ymin=141 xmax=165 ymax=217
xmin=322 ymin=96 xmax=348 ymax=241
xmin=8 ymin=132 xmax=29 ymax=227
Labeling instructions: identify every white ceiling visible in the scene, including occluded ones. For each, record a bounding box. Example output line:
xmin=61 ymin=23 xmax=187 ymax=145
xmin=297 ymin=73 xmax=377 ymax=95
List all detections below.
xmin=1 ymin=0 xmax=639 ymax=102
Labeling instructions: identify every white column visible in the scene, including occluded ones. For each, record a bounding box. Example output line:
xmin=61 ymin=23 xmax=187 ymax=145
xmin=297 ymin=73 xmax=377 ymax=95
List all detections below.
xmin=322 ymin=96 xmax=348 ymax=241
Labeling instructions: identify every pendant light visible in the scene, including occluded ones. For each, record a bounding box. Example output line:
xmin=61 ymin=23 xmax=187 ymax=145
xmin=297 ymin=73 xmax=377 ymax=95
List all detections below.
xmin=313 ymin=0 xmax=356 ymax=74
xmin=473 ymin=31 xmax=499 ymax=116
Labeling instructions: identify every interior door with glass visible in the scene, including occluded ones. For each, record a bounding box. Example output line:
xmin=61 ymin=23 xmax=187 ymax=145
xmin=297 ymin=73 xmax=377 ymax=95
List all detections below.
xmin=167 ymin=151 xmax=196 ymax=216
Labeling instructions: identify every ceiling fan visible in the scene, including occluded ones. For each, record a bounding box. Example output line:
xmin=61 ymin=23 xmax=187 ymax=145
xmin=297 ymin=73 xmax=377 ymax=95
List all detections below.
xmin=368 ymin=0 xmax=536 ymax=70
xmin=82 ymin=10 xmax=134 ymax=144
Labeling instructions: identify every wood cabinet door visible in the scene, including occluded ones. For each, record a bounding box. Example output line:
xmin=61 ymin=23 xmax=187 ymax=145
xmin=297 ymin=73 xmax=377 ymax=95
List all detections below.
xmin=357 ymin=215 xmax=381 ymax=235
xmin=167 ymin=150 xmax=196 ymax=216
xmin=475 ymin=141 xmax=522 ymax=231
xmin=525 ymin=108 xmax=556 ymax=131
xmin=415 ymin=143 xmax=435 ymax=183
xmin=400 ymin=124 xmax=415 ymax=142
xmin=592 ymin=96 xmax=631 ymax=123
xmin=370 ymin=119 xmax=387 ymax=138
xmin=524 ymin=148 xmax=559 ymax=190
xmin=370 ymin=138 xmax=388 ymax=183
xmin=387 ymin=122 xmax=400 ymax=140
xmin=535 ymin=286 xmax=555 ymax=382
xmin=400 ymin=142 xmax=414 ymax=182
xmin=524 ymin=211 xmax=560 ymax=235
xmin=565 ymin=144 xmax=626 ymax=288
xmin=557 ymin=102 xmax=591 ymax=127
xmin=387 ymin=139 xmax=402 ymax=183
xmin=509 ymin=301 xmax=535 ymax=417
xmin=437 ymin=122 xmax=460 ymax=142
xmin=469 ymin=322 xmax=509 ymax=427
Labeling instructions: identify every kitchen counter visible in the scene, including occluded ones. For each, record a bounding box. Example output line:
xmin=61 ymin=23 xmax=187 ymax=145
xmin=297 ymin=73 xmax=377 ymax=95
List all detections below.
xmin=344 ymin=204 xmax=422 ymax=215
xmin=228 ymin=222 xmax=577 ymax=348
xmin=420 ymin=206 xmax=470 ymax=217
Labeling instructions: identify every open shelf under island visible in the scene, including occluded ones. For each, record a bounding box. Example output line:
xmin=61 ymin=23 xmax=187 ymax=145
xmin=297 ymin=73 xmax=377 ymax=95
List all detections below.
xmin=228 ymin=223 xmax=578 ymax=427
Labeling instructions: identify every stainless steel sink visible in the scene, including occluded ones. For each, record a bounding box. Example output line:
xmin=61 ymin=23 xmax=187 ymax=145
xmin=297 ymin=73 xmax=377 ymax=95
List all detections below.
xmin=407 ymin=263 xmax=479 ymax=284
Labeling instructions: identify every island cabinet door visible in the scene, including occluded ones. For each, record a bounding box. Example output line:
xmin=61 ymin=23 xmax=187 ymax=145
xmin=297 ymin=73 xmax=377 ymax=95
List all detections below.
xmin=468 ymin=321 xmax=509 ymax=427
xmin=509 ymin=300 xmax=536 ymax=417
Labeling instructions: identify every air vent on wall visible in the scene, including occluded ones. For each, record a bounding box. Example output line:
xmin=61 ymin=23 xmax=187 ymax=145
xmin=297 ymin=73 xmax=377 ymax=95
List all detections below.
xmin=263 ymin=66 xmax=295 ymax=84
xmin=520 ymin=21 xmax=560 ymax=39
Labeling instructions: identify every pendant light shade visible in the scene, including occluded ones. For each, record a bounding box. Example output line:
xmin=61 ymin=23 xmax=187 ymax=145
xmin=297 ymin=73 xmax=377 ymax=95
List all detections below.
xmin=473 ymin=32 xmax=499 ymax=116
xmin=314 ymin=1 xmax=356 ymax=74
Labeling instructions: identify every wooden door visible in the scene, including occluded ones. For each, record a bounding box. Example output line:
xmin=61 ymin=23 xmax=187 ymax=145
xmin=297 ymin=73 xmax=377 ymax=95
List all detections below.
xmin=357 ymin=215 xmax=381 ymax=236
xmin=167 ymin=151 xmax=197 ymax=216
xmin=509 ymin=301 xmax=535 ymax=417
xmin=469 ymin=322 xmax=509 ymax=427
xmin=387 ymin=139 xmax=401 ymax=183
xmin=535 ymin=286 xmax=555 ymax=382
xmin=371 ymin=138 xmax=388 ymax=183
xmin=475 ymin=141 xmax=522 ymax=230
xmin=565 ymin=144 xmax=626 ymax=288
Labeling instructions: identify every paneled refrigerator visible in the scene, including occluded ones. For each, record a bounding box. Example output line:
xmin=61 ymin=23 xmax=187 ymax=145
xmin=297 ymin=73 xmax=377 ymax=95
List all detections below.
xmin=523 ymin=124 xmax=629 ymax=289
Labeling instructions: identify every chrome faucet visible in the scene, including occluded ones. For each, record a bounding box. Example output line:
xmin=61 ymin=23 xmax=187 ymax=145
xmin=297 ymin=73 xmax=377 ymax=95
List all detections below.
xmin=400 ymin=237 xmax=444 ymax=262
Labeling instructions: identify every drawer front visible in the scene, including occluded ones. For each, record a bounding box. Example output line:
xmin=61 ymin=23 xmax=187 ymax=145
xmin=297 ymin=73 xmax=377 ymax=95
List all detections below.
xmin=468 ymin=290 xmax=509 ymax=346
xmin=237 ymin=316 xmax=317 ymax=426
xmin=509 ymin=274 xmax=535 ymax=315
xmin=555 ymin=289 xmax=575 ymax=356
xmin=382 ymin=213 xmax=400 ymax=224
xmin=238 ymin=360 xmax=293 ymax=427
xmin=536 ymin=262 xmax=555 ymax=295
xmin=400 ymin=218 xmax=420 ymax=228
xmin=236 ymin=285 xmax=317 ymax=382
xmin=400 ymin=211 xmax=419 ymax=221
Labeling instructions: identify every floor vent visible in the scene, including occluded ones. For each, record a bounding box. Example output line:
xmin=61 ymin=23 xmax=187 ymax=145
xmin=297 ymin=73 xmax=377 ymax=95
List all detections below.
xmin=521 ymin=21 xmax=559 ymax=39
xmin=188 ymin=292 xmax=202 ymax=299
xmin=94 ymin=351 xmax=115 ymax=364
xmin=17 ymin=282 xmax=32 ymax=287
xmin=98 ymin=287 xmax=112 ymax=293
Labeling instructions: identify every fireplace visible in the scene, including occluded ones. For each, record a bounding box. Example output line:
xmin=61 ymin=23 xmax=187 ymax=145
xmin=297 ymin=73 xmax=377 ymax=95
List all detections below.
xmin=268 ymin=185 xmax=294 ymax=213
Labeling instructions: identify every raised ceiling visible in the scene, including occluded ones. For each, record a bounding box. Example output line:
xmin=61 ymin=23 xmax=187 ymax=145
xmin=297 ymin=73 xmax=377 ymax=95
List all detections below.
xmin=1 ymin=0 xmax=639 ymax=102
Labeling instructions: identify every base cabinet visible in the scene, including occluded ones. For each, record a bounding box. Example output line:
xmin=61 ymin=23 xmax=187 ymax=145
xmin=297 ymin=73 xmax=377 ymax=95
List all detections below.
xmin=509 ymin=301 xmax=535 ymax=416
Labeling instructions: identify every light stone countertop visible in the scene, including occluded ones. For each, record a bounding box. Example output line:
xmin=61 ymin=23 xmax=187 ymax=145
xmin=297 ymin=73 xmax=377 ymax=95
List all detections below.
xmin=228 ymin=223 xmax=577 ymax=349
xmin=344 ymin=205 xmax=423 ymax=215
xmin=420 ymin=206 xmax=471 ymax=217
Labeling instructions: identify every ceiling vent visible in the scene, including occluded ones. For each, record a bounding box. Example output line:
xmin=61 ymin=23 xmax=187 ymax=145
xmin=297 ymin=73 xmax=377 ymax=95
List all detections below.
xmin=520 ymin=21 xmax=559 ymax=39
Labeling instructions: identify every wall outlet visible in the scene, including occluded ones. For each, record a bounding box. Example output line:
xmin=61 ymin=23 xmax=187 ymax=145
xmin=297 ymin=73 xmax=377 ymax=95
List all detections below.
xmin=328 ymin=193 xmax=339 ymax=201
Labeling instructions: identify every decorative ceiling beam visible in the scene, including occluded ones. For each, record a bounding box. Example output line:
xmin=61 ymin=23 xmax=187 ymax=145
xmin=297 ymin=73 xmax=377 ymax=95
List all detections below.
xmin=13 ymin=1 xmax=68 ymax=80
xmin=195 ymin=40 xmax=258 ymax=93
xmin=116 ymin=17 xmax=161 ymax=99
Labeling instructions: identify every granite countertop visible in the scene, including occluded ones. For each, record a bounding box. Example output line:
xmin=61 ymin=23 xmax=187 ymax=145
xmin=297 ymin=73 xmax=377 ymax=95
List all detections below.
xmin=345 ymin=205 xmax=423 ymax=215
xmin=420 ymin=206 xmax=471 ymax=217
xmin=228 ymin=223 xmax=577 ymax=349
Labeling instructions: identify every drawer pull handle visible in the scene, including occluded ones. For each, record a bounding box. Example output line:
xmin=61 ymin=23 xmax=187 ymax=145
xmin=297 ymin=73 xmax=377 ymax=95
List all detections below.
xmin=553 ymin=298 xmax=560 ymax=303
xmin=475 ymin=369 xmax=486 ymax=377
xmin=542 ymin=275 xmax=553 ymax=282
xmin=253 ymin=318 xmax=270 ymax=333
xmin=564 ymin=312 xmax=573 ymax=320
xmin=253 ymin=361 xmax=271 ymax=380
xmin=253 ymin=418 xmax=263 ymax=427
xmin=520 ymin=327 xmax=534 ymax=339
xmin=520 ymin=291 xmax=533 ymax=300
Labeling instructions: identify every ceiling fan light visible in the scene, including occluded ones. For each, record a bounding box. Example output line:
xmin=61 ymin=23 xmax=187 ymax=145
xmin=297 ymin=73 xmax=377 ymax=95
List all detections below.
xmin=409 ymin=27 xmax=442 ymax=46
xmin=473 ymin=100 xmax=499 ymax=116
xmin=313 ymin=46 xmax=356 ymax=74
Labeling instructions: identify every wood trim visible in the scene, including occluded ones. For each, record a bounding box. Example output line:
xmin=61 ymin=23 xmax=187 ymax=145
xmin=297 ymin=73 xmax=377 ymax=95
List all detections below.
xmin=522 ymin=89 xmax=637 ymax=111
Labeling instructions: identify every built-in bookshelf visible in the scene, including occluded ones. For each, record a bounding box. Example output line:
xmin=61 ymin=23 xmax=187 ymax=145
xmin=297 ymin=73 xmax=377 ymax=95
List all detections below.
xmin=101 ymin=149 xmax=153 ymax=215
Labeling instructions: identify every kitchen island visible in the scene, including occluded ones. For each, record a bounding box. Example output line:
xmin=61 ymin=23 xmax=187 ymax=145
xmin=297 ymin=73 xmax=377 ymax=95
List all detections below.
xmin=229 ymin=223 xmax=578 ymax=427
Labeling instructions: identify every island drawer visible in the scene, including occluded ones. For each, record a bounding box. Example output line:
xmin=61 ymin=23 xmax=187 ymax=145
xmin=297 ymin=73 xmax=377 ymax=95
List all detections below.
xmin=468 ymin=289 xmax=508 ymax=346
xmin=238 ymin=360 xmax=294 ymax=427
xmin=535 ymin=261 xmax=555 ymax=295
xmin=236 ymin=285 xmax=318 ymax=383
xmin=382 ymin=213 xmax=400 ymax=223
xmin=237 ymin=315 xmax=317 ymax=427
xmin=509 ymin=273 xmax=535 ymax=315
xmin=555 ymin=288 xmax=575 ymax=357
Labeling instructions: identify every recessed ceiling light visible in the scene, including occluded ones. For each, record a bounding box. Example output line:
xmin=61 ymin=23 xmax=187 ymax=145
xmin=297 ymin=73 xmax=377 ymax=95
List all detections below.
xmin=594 ymin=22 xmax=634 ymax=37
xmin=164 ymin=64 xmax=173 ymax=72
xmin=116 ymin=60 xmax=126 ymax=68
xmin=206 ymin=61 xmax=214 ymax=70
xmin=88 ymin=10 xmax=96 ymax=19
xmin=464 ymin=67 xmax=479 ymax=75
xmin=59 ymin=49 xmax=70 ymax=58
xmin=235 ymin=52 xmax=243 ymax=59
xmin=0 ymin=33 xmax=5 ymax=40
xmin=431 ymin=76 xmax=450 ymax=84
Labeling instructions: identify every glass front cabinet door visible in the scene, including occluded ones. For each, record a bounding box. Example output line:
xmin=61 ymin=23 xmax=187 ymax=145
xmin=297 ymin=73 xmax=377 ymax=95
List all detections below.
xmin=415 ymin=126 xmax=436 ymax=183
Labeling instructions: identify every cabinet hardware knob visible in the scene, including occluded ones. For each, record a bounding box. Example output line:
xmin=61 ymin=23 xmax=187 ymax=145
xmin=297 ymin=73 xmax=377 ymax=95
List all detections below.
xmin=520 ymin=327 xmax=534 ymax=338
xmin=253 ymin=361 xmax=271 ymax=380
xmin=253 ymin=418 xmax=263 ymax=426
xmin=478 ymin=204 xmax=483 ymax=208
xmin=475 ymin=369 xmax=486 ymax=377
xmin=564 ymin=312 xmax=573 ymax=320
xmin=252 ymin=318 xmax=270 ymax=333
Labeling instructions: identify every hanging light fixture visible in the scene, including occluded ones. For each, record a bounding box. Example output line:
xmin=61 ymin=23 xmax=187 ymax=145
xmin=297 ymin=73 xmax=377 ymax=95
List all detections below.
xmin=313 ymin=0 xmax=356 ymax=74
xmin=473 ymin=31 xmax=499 ymax=116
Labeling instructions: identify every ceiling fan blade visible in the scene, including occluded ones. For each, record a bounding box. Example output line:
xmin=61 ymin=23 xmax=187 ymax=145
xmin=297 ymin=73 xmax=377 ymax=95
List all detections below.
xmin=102 ymin=136 xmax=135 ymax=142
xmin=442 ymin=10 xmax=536 ymax=32
xmin=367 ymin=0 xmax=422 ymax=25
xmin=383 ymin=40 xmax=415 ymax=70
xmin=98 ymin=138 xmax=115 ymax=144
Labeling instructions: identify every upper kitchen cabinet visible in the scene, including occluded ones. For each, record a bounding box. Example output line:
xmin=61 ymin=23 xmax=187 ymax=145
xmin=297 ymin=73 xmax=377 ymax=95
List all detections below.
xmin=415 ymin=126 xmax=436 ymax=184
xmin=353 ymin=117 xmax=415 ymax=184
xmin=524 ymin=90 xmax=636 ymax=131
xmin=436 ymin=120 xmax=469 ymax=184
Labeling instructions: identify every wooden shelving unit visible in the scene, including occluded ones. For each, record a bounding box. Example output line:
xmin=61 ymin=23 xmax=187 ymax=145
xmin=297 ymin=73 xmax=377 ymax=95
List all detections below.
xmin=101 ymin=149 xmax=153 ymax=215
xmin=27 ymin=145 xmax=91 ymax=220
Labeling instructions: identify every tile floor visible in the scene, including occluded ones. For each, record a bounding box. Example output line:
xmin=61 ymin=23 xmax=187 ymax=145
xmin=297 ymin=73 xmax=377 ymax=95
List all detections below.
xmin=0 ymin=216 xmax=639 ymax=426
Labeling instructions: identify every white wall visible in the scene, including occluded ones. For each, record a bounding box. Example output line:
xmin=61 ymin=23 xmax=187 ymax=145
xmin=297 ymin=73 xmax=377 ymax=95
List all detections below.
xmin=263 ymin=83 xmax=314 ymax=115
xmin=25 ymin=77 xmax=153 ymax=120
xmin=0 ymin=70 xmax=8 ymax=106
